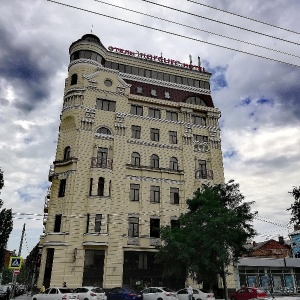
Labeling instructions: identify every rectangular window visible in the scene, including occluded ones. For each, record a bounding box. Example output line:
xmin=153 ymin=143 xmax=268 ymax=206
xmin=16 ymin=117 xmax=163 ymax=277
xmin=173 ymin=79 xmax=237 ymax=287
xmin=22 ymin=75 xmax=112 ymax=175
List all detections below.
xmin=157 ymin=72 xmax=163 ymax=80
xmin=111 ymin=62 xmax=118 ymax=70
xmin=150 ymin=128 xmax=160 ymax=141
xmin=58 ymin=179 xmax=66 ymax=197
xmin=131 ymin=67 xmax=138 ymax=75
xmin=125 ymin=65 xmax=132 ymax=74
xmin=95 ymin=214 xmax=102 ymax=233
xmin=86 ymin=214 xmax=90 ymax=233
xmin=152 ymin=71 xmax=157 ymax=79
xmin=54 ymin=214 xmax=62 ymax=232
xmin=97 ymin=148 xmax=108 ymax=168
xmin=128 ymin=217 xmax=139 ymax=237
xmin=148 ymin=108 xmax=161 ymax=119
xmin=96 ymin=99 xmax=116 ymax=112
xmin=138 ymin=68 xmax=145 ymax=76
xmin=192 ymin=115 xmax=206 ymax=126
xmin=150 ymin=218 xmax=160 ymax=238
xmin=130 ymin=104 xmax=143 ymax=115
xmin=166 ymin=111 xmax=178 ymax=121
xmin=145 ymin=69 xmax=151 ymax=78
xmin=163 ymin=73 xmax=170 ymax=81
xmin=130 ymin=184 xmax=140 ymax=201
xmin=169 ymin=131 xmax=177 ymax=144
xmin=193 ymin=134 xmax=208 ymax=142
xmin=89 ymin=178 xmax=93 ymax=196
xmin=131 ymin=125 xmax=141 ymax=139
xmin=150 ymin=186 xmax=160 ymax=203
xmin=170 ymin=187 xmax=180 ymax=204
xmin=170 ymin=74 xmax=176 ymax=83
xmin=171 ymin=219 xmax=179 ymax=229
xmin=119 ymin=64 xmax=125 ymax=72
xmin=197 ymin=160 xmax=207 ymax=179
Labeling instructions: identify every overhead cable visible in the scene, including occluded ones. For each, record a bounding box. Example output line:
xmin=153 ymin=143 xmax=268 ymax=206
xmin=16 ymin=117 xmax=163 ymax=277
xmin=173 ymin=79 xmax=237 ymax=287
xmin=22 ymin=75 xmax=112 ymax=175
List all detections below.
xmin=186 ymin=0 xmax=300 ymax=35
xmin=93 ymin=0 xmax=300 ymax=59
xmin=46 ymin=0 xmax=300 ymax=68
xmin=139 ymin=0 xmax=300 ymax=46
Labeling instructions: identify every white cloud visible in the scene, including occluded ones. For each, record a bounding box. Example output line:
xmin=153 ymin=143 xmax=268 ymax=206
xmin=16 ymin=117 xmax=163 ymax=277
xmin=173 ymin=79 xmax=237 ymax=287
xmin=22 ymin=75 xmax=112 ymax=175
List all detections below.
xmin=1 ymin=0 xmax=300 ymax=256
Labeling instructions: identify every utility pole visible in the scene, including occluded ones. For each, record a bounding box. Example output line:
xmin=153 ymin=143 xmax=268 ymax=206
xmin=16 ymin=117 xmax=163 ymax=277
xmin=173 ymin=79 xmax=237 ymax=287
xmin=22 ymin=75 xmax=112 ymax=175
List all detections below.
xmin=11 ymin=223 xmax=26 ymax=299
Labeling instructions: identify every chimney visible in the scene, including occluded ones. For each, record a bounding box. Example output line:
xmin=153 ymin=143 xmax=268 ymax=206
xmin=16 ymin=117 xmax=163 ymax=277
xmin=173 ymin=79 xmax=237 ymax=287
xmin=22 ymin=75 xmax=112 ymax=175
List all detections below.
xmin=279 ymin=236 xmax=284 ymax=244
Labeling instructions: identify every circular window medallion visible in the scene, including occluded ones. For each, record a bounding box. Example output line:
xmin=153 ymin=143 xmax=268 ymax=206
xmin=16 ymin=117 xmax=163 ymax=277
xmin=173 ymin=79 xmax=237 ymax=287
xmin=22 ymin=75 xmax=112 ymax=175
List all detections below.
xmin=104 ymin=79 xmax=113 ymax=87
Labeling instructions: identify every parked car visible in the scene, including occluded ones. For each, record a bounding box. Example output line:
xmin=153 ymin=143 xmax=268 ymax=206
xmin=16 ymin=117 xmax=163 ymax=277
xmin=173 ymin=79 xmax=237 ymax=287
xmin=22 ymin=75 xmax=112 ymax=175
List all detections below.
xmin=74 ymin=286 xmax=107 ymax=300
xmin=230 ymin=287 xmax=267 ymax=300
xmin=177 ymin=288 xmax=214 ymax=300
xmin=141 ymin=287 xmax=177 ymax=300
xmin=0 ymin=286 xmax=8 ymax=299
xmin=32 ymin=287 xmax=77 ymax=300
xmin=106 ymin=287 xmax=141 ymax=300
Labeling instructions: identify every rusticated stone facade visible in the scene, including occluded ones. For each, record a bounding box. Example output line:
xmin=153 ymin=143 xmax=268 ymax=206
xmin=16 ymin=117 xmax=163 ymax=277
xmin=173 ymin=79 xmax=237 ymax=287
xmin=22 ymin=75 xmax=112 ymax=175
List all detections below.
xmin=37 ymin=34 xmax=224 ymax=289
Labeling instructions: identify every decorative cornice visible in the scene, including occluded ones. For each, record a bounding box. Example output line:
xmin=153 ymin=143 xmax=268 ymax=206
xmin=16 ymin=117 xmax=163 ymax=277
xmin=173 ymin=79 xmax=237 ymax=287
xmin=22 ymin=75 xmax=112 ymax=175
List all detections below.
xmin=120 ymin=72 xmax=211 ymax=95
xmin=44 ymin=242 xmax=68 ymax=246
xmin=82 ymin=241 xmax=109 ymax=246
xmin=94 ymin=133 xmax=114 ymax=140
xmin=127 ymin=175 xmax=184 ymax=185
xmin=52 ymin=170 xmax=76 ymax=179
xmin=127 ymin=138 xmax=181 ymax=150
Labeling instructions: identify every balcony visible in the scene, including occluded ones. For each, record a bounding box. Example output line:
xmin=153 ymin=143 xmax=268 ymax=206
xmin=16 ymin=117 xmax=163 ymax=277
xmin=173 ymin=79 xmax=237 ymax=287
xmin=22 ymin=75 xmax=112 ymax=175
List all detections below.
xmin=91 ymin=157 xmax=112 ymax=169
xmin=44 ymin=199 xmax=49 ymax=213
xmin=43 ymin=214 xmax=48 ymax=225
xmin=48 ymin=165 xmax=54 ymax=182
xmin=195 ymin=169 xmax=214 ymax=180
xmin=53 ymin=157 xmax=78 ymax=167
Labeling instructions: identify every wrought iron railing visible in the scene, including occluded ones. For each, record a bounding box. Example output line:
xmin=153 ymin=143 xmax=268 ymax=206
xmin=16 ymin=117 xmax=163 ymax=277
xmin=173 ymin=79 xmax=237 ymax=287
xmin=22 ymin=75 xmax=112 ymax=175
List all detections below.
xmin=195 ymin=169 xmax=214 ymax=180
xmin=91 ymin=157 xmax=112 ymax=169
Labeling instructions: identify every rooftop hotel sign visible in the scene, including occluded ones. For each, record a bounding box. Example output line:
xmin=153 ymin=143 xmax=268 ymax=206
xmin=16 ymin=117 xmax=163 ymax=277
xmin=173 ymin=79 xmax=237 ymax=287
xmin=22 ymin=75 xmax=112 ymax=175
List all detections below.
xmin=108 ymin=46 xmax=206 ymax=73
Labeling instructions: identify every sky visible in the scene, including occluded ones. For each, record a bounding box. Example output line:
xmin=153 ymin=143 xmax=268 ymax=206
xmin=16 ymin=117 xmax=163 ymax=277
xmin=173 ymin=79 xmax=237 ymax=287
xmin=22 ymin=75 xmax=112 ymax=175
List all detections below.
xmin=1 ymin=0 xmax=300 ymax=258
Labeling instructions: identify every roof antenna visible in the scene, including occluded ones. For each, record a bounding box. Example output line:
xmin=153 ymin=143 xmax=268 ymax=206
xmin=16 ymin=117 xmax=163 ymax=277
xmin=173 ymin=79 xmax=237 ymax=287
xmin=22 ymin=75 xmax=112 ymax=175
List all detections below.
xmin=198 ymin=56 xmax=201 ymax=67
xmin=91 ymin=25 xmax=93 ymax=33
xmin=189 ymin=54 xmax=192 ymax=65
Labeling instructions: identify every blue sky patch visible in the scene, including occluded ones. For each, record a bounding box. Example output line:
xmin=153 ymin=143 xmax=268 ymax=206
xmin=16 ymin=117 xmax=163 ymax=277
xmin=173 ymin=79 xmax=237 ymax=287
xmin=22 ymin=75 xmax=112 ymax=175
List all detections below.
xmin=223 ymin=150 xmax=237 ymax=158
xmin=257 ymin=97 xmax=273 ymax=105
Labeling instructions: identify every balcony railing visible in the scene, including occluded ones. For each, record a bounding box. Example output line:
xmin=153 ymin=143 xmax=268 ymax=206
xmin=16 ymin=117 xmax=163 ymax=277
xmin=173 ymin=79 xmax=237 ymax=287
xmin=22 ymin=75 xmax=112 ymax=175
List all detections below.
xmin=91 ymin=157 xmax=112 ymax=169
xmin=195 ymin=169 xmax=214 ymax=180
xmin=48 ymin=165 xmax=54 ymax=182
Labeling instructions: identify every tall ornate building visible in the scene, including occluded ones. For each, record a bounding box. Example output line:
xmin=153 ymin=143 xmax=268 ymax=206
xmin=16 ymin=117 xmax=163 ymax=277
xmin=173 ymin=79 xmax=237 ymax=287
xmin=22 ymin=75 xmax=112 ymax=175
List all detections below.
xmin=38 ymin=34 xmax=224 ymax=288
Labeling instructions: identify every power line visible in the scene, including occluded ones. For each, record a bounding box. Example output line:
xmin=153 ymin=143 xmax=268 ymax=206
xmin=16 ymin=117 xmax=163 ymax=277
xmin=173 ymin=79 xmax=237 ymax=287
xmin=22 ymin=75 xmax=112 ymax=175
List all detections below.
xmin=139 ymin=0 xmax=300 ymax=47
xmin=46 ymin=0 xmax=300 ymax=67
xmin=186 ymin=0 xmax=300 ymax=35
xmin=92 ymin=0 xmax=300 ymax=59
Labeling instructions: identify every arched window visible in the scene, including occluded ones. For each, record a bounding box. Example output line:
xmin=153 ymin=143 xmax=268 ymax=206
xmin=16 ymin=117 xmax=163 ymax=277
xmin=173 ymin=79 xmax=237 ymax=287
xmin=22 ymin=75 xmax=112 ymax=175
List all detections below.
xmin=186 ymin=96 xmax=207 ymax=106
xmin=71 ymin=74 xmax=78 ymax=85
xmin=98 ymin=177 xmax=105 ymax=196
xmin=150 ymin=154 xmax=159 ymax=168
xmin=131 ymin=152 xmax=140 ymax=166
xmin=96 ymin=127 xmax=111 ymax=135
xmin=63 ymin=146 xmax=71 ymax=160
xmin=169 ymin=157 xmax=178 ymax=170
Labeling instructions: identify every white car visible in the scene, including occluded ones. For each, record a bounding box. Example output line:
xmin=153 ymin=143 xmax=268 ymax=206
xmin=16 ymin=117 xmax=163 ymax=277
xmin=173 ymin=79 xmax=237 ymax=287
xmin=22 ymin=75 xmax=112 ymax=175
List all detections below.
xmin=32 ymin=287 xmax=77 ymax=300
xmin=177 ymin=288 xmax=215 ymax=300
xmin=141 ymin=287 xmax=177 ymax=300
xmin=74 ymin=286 xmax=107 ymax=300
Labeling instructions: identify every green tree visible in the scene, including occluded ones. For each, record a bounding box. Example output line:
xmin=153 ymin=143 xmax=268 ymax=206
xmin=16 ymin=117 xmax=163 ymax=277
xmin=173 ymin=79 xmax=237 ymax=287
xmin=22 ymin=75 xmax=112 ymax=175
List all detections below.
xmin=1 ymin=268 xmax=13 ymax=284
xmin=156 ymin=180 xmax=256 ymax=295
xmin=0 ymin=168 xmax=13 ymax=271
xmin=287 ymin=186 xmax=300 ymax=225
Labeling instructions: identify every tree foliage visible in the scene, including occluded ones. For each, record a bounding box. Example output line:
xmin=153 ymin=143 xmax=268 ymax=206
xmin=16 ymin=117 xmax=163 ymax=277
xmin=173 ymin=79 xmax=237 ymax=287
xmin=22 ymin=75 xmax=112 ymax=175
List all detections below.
xmin=0 ymin=168 xmax=13 ymax=270
xmin=156 ymin=180 xmax=256 ymax=289
xmin=287 ymin=186 xmax=300 ymax=225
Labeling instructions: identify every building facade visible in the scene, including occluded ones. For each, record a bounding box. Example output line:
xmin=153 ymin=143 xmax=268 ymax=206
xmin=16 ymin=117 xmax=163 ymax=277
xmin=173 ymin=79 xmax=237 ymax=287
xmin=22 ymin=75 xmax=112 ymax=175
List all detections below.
xmin=37 ymin=34 xmax=224 ymax=288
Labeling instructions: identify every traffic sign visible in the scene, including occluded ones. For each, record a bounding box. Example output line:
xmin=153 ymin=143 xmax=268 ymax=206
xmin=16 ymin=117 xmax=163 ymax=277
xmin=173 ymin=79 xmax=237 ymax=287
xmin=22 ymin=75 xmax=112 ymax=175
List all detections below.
xmin=9 ymin=257 xmax=22 ymax=269
xmin=13 ymin=270 xmax=20 ymax=276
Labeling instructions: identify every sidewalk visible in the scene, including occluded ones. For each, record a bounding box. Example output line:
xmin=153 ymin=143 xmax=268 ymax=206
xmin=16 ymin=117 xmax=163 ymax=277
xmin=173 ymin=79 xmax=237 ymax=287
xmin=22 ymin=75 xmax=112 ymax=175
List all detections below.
xmin=11 ymin=294 xmax=32 ymax=300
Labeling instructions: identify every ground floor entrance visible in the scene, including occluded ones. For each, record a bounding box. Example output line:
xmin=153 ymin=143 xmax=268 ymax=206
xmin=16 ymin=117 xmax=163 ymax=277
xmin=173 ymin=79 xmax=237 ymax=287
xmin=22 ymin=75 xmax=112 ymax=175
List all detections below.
xmin=83 ymin=250 xmax=105 ymax=287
